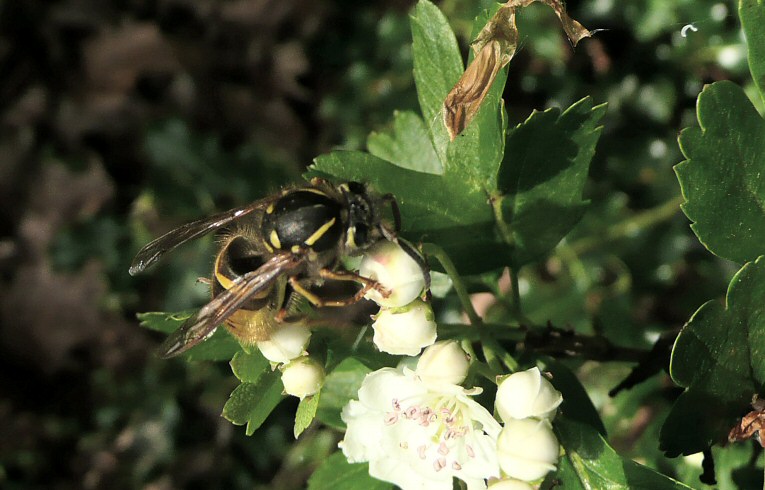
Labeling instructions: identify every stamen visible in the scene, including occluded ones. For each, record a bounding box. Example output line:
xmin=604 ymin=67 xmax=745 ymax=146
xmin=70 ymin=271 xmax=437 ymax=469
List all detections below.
xmin=418 ymin=445 xmax=427 ymax=460
xmin=404 ymin=406 xmax=419 ymax=419
xmin=438 ymin=442 xmax=449 ymax=455
xmin=466 ymin=445 xmax=475 ymax=458
xmin=452 ymin=461 xmax=462 ymax=471
xmin=433 ymin=458 xmax=446 ymax=472
xmin=384 ymin=412 xmax=399 ymax=425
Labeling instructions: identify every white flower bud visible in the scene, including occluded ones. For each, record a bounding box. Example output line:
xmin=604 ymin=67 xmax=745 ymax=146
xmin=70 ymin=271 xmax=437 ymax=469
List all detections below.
xmin=257 ymin=324 xmax=312 ymax=364
xmin=416 ymin=340 xmax=470 ymax=385
xmin=372 ymin=300 xmax=437 ymax=356
xmin=359 ymin=240 xmax=425 ymax=307
xmin=488 ymin=479 xmax=535 ymax=490
xmin=495 ymin=367 xmax=563 ymax=423
xmin=280 ymin=357 xmax=325 ymax=399
xmin=496 ymin=418 xmax=559 ymax=482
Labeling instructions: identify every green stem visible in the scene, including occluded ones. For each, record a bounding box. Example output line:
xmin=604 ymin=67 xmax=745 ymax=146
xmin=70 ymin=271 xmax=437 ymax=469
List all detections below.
xmin=422 ymin=243 xmax=482 ymax=326
xmin=507 ymin=267 xmax=533 ymax=325
xmin=568 ymin=196 xmax=684 ymax=255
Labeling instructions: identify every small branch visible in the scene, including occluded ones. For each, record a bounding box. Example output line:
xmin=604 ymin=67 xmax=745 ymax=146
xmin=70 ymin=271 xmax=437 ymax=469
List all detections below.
xmin=438 ymin=322 xmax=649 ymax=363
xmin=518 ymin=324 xmax=648 ymax=363
xmin=567 ymin=196 xmax=684 ymax=256
xmin=422 ymin=243 xmax=482 ymax=326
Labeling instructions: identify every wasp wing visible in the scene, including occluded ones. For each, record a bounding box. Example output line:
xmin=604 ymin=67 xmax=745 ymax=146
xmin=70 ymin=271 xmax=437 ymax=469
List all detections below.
xmin=130 ymin=201 xmax=268 ymax=275
xmin=157 ymin=253 xmax=304 ymax=358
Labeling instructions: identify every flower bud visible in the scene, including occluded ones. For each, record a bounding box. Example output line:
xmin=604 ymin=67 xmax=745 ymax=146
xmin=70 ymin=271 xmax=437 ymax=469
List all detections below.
xmin=372 ymin=300 xmax=437 ymax=356
xmin=488 ymin=479 xmax=535 ymax=490
xmin=280 ymin=356 xmax=325 ymax=399
xmin=416 ymin=340 xmax=470 ymax=385
xmin=257 ymin=324 xmax=312 ymax=364
xmin=496 ymin=418 xmax=559 ymax=482
xmin=359 ymin=240 xmax=425 ymax=307
xmin=495 ymin=367 xmax=563 ymax=422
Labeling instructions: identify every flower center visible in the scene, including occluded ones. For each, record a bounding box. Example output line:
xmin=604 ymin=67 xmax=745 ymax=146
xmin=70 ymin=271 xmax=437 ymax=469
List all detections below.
xmin=384 ymin=395 xmax=478 ymax=473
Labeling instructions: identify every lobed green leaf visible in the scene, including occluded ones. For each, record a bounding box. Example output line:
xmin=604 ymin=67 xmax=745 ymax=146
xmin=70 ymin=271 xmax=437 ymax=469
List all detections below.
xmin=222 ymin=370 xmax=284 ymax=435
xmin=740 ymin=0 xmax=765 ymax=103
xmin=555 ymin=417 xmax=693 ymax=489
xmin=660 ymin=256 xmax=765 ymax=456
xmin=675 ymin=81 xmax=765 ymax=264
xmin=499 ymin=97 xmax=606 ymax=266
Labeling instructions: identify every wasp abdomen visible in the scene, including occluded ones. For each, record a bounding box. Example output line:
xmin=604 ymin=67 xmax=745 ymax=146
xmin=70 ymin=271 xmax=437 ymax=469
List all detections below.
xmin=263 ymin=190 xmax=343 ymax=253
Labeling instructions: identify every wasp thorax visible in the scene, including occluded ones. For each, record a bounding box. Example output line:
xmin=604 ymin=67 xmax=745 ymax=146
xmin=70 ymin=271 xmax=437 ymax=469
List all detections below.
xmin=261 ymin=189 xmax=344 ymax=254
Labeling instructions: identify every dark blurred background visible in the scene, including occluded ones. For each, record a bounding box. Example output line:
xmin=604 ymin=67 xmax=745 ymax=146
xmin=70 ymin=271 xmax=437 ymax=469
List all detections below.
xmin=0 ymin=0 xmax=752 ymax=488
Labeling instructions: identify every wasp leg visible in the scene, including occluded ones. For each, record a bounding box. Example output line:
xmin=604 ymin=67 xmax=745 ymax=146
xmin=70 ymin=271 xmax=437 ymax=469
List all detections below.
xmin=289 ymin=270 xmax=389 ymax=308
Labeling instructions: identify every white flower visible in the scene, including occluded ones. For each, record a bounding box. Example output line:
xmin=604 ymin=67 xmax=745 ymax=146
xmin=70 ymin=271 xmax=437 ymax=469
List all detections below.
xmin=372 ymin=300 xmax=437 ymax=356
xmin=487 ymin=479 xmax=535 ymax=490
xmin=416 ymin=340 xmax=470 ymax=386
xmin=280 ymin=356 xmax=325 ymax=399
xmin=495 ymin=367 xmax=563 ymax=422
xmin=496 ymin=418 xmax=559 ymax=482
xmin=257 ymin=324 xmax=311 ymax=364
xmin=359 ymin=240 xmax=426 ymax=307
xmin=340 ymin=367 xmax=502 ymax=489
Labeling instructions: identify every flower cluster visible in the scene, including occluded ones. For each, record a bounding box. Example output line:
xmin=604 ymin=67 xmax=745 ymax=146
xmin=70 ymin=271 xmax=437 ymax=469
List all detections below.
xmin=341 ymin=243 xmax=565 ymax=488
xmin=358 ymin=241 xmax=436 ymax=356
xmin=256 ymin=319 xmax=323 ymax=399
xmin=491 ymin=367 xmax=563 ymax=487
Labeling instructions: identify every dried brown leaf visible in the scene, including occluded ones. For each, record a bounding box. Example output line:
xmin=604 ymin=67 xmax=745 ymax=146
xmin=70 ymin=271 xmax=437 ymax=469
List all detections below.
xmin=442 ymin=0 xmax=593 ymax=140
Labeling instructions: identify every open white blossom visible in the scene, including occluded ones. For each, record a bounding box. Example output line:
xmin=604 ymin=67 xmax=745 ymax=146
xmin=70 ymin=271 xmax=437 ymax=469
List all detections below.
xmin=340 ymin=367 xmax=502 ymax=489
xmin=416 ymin=340 xmax=470 ymax=386
xmin=372 ymin=300 xmax=437 ymax=356
xmin=495 ymin=367 xmax=563 ymax=422
xmin=359 ymin=240 xmax=426 ymax=307
xmin=280 ymin=356 xmax=324 ymax=399
xmin=257 ymin=324 xmax=311 ymax=364
xmin=496 ymin=418 xmax=559 ymax=482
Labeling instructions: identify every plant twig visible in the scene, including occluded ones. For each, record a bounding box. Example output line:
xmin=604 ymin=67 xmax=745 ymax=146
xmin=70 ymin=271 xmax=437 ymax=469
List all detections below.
xmin=422 ymin=243 xmax=482 ymax=326
xmin=567 ymin=196 xmax=684 ymax=256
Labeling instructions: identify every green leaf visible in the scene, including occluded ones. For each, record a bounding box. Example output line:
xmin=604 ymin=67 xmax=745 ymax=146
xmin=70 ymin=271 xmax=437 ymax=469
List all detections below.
xmin=740 ymin=0 xmax=765 ymax=102
xmin=308 ymin=451 xmax=392 ymax=490
xmin=230 ymin=350 xmax=270 ymax=383
xmin=308 ymin=4 xmax=599 ymax=274
xmin=410 ymin=2 xmax=507 ymax=180
xmin=366 ymin=110 xmax=442 ymax=174
xmin=499 ymin=97 xmax=606 ymax=266
xmin=660 ymin=257 xmax=765 ymax=457
xmin=137 ymin=311 xmax=241 ymax=362
xmin=443 ymin=5 xmax=508 ymax=189
xmin=410 ymin=0 xmax=462 ymax=134
xmin=294 ymin=392 xmax=321 ymax=438
xmin=316 ymin=357 xmax=371 ymax=430
xmin=675 ymin=81 xmax=765 ymax=264
xmin=554 ymin=417 xmax=693 ymax=489
xmin=222 ymin=370 xmax=284 ymax=435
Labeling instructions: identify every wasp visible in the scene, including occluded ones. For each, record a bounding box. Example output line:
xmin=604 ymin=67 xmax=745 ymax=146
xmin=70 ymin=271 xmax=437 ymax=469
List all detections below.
xmin=130 ymin=178 xmax=423 ymax=358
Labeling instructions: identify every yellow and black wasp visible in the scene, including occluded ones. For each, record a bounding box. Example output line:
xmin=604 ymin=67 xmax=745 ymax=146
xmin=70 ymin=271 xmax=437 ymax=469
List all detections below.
xmin=130 ymin=178 xmax=423 ymax=358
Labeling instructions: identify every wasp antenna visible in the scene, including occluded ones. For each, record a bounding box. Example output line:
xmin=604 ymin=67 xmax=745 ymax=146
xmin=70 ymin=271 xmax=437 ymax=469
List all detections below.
xmin=381 ymin=194 xmax=402 ymax=233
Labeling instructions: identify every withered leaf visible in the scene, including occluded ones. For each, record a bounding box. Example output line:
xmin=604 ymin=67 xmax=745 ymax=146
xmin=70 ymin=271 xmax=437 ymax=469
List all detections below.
xmin=443 ymin=0 xmax=593 ymax=140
